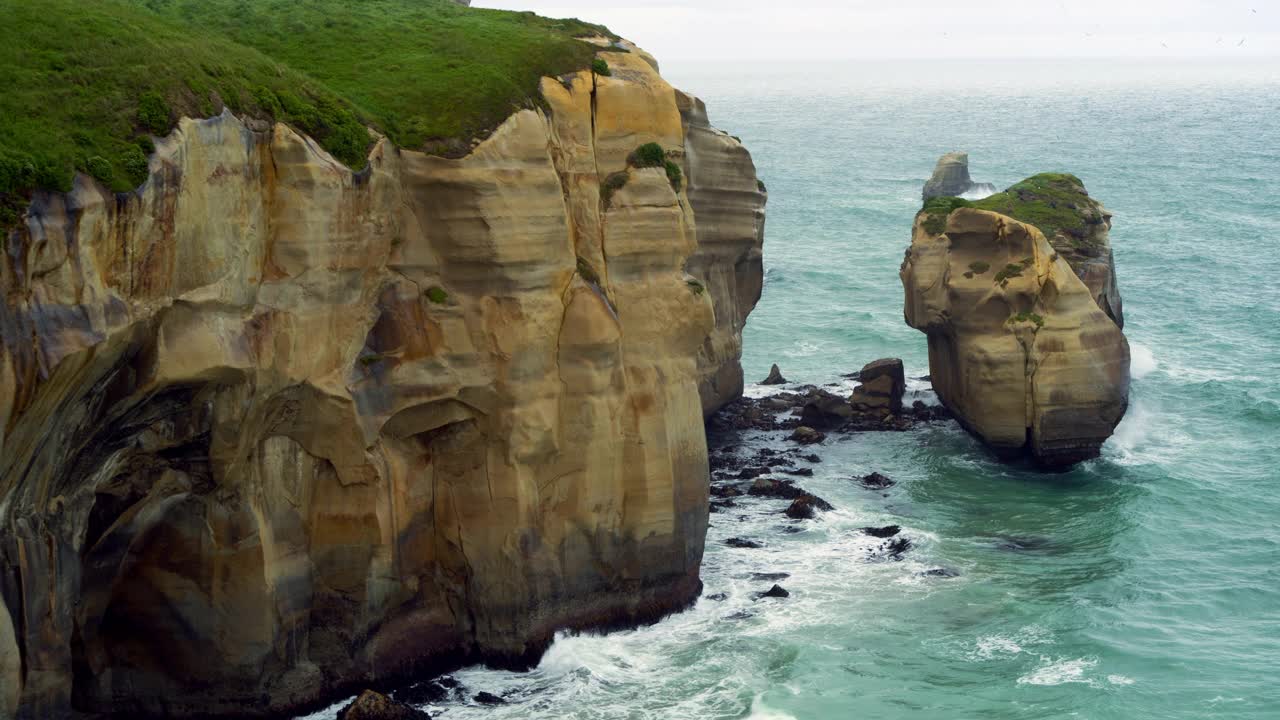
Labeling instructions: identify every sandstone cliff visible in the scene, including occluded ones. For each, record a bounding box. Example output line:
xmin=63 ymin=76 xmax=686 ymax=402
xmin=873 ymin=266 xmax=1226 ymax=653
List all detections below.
xmin=0 ymin=44 xmax=765 ymax=718
xmin=901 ymin=190 xmax=1129 ymax=467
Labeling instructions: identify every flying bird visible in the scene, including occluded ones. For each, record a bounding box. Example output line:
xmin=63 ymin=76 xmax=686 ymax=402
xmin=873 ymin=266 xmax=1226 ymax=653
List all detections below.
xmin=1239 ymin=38 xmax=1247 ymax=46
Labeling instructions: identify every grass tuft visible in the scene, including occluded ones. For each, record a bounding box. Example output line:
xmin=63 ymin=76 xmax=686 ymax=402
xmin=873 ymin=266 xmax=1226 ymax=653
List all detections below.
xmin=425 ymin=286 xmax=448 ymax=304
xmin=1009 ymin=311 xmax=1045 ymax=329
xmin=627 ymin=142 xmax=666 ymax=169
xmin=600 ymin=171 xmax=629 ymax=208
xmin=664 ymin=160 xmax=682 ymax=191
xmin=919 ymin=196 xmax=972 ymax=235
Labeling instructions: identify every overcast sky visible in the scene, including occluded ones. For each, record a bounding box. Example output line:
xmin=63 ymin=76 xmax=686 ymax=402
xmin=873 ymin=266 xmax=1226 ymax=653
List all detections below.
xmin=475 ymin=1 xmax=1280 ymax=61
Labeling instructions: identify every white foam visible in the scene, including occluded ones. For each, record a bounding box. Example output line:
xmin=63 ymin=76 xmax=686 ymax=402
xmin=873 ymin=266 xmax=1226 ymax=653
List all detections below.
xmin=1017 ymin=656 xmax=1099 ymax=686
xmin=746 ymin=695 xmax=799 ymax=719
xmin=1107 ymin=674 xmax=1136 ymax=686
xmin=1130 ymin=342 xmax=1158 ymax=379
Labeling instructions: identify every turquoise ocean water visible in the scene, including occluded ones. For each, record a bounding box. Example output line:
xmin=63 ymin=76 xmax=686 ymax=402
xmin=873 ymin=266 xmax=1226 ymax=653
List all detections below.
xmin=308 ymin=60 xmax=1280 ymax=719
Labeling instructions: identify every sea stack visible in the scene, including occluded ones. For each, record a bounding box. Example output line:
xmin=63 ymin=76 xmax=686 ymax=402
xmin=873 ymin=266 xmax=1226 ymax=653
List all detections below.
xmin=901 ymin=173 xmax=1130 ymax=467
xmin=922 ymin=152 xmax=997 ymax=201
xmin=0 ymin=40 xmax=764 ymax=719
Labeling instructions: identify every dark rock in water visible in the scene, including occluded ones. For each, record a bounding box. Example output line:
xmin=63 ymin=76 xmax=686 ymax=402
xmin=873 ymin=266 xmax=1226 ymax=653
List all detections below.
xmin=340 ymin=690 xmax=431 ymax=720
xmin=710 ymin=484 xmax=743 ymax=498
xmin=789 ymin=426 xmax=825 ymax=444
xmin=992 ymin=535 xmax=1056 ymax=553
xmin=761 ymin=397 xmax=793 ymax=412
xmin=850 ymin=358 xmax=906 ymax=416
xmin=919 ymin=568 xmax=960 ymax=578
xmin=885 ymin=537 xmax=912 ymax=558
xmin=747 ymin=478 xmax=806 ymax=500
xmin=474 ymin=691 xmax=506 ymax=705
xmin=783 ymin=467 xmax=814 ymax=477
xmin=709 ymin=500 xmax=735 ymax=513
xmin=755 ymin=584 xmax=790 ymax=599
xmin=917 ymin=375 xmax=932 ymax=382
xmin=800 ymin=394 xmax=853 ymax=429
xmin=801 ymin=453 xmax=821 ymax=463
xmin=857 ymin=472 xmax=896 ymax=489
xmin=862 ymin=525 xmax=902 ymax=538
xmin=705 ymin=592 xmax=729 ymax=601
xmin=922 ymin=151 xmax=996 ymax=201
xmin=395 ymin=678 xmax=459 ymax=705
xmin=725 ymin=537 xmax=764 ymax=549
xmin=734 ymin=466 xmax=769 ymax=480
xmin=761 ymin=363 xmax=788 ymax=385
xmin=751 ymin=572 xmax=791 ymax=581
xmin=781 ymin=526 xmax=805 ymax=534
xmin=726 ymin=610 xmax=755 ymax=621
xmin=784 ymin=494 xmax=834 ymax=519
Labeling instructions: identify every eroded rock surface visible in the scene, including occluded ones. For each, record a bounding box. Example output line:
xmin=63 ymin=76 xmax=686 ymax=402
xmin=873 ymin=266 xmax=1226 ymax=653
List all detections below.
xmin=677 ymin=91 xmax=768 ymax=415
xmin=922 ymin=152 xmax=997 ymax=201
xmin=901 ymin=205 xmax=1130 ymax=467
xmin=0 ymin=45 xmax=764 ymax=718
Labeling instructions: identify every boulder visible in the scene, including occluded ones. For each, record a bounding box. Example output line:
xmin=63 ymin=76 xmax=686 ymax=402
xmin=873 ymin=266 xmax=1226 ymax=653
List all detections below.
xmin=849 ymin=358 xmax=905 ymax=415
xmin=800 ymin=394 xmax=854 ymax=429
xmin=474 ymin=692 xmax=506 ymax=705
xmin=747 ymin=478 xmax=807 ymax=500
xmin=861 ymin=525 xmax=901 ymax=538
xmin=760 ymin=363 xmax=788 ymax=385
xmin=922 ymin=152 xmax=997 ymax=201
xmin=339 ymin=690 xmax=430 ymax=720
xmin=789 ymin=426 xmax=825 ymax=444
xmin=784 ymin=494 xmax=834 ymax=519
xmin=725 ymin=537 xmax=764 ymax=549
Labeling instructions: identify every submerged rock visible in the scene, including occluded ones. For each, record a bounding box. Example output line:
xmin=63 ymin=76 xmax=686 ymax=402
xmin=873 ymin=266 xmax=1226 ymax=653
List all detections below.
xmin=339 ymin=690 xmax=431 ymax=720
xmin=755 ymin=584 xmax=790 ymax=599
xmin=922 ymin=152 xmax=997 ymax=201
xmin=395 ymin=678 xmax=459 ymax=706
xmin=862 ymin=525 xmax=902 ymax=538
xmin=761 ymin=363 xmax=788 ymax=385
xmin=725 ymin=537 xmax=764 ymax=549
xmin=857 ymin=472 xmax=897 ymax=489
xmin=751 ymin=572 xmax=791 ymax=582
xmin=903 ymin=174 xmax=1130 ymax=468
xmin=474 ymin=692 xmax=506 ymax=706
xmin=919 ymin=568 xmax=960 ymax=578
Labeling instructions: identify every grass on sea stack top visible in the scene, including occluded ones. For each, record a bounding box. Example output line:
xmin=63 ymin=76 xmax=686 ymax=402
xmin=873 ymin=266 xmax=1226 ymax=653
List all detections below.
xmin=0 ymin=0 xmax=612 ymax=206
xmin=918 ymin=173 xmax=1100 ymax=242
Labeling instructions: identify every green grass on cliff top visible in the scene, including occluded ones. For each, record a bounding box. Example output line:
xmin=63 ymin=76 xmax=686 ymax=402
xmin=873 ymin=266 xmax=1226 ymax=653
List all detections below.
xmin=0 ymin=0 xmax=611 ymax=206
xmin=920 ymin=173 xmax=1096 ymax=242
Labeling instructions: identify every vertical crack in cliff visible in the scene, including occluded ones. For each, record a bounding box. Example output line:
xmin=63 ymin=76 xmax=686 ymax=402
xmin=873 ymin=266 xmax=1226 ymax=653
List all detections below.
xmin=588 ymin=70 xmax=612 ymax=289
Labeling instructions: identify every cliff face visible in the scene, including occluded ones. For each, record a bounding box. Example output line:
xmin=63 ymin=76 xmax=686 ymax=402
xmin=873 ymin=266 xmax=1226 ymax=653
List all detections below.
xmin=901 ymin=207 xmax=1129 ymax=467
xmin=677 ymin=91 xmax=767 ymax=415
xmin=0 ymin=46 xmax=765 ymax=718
